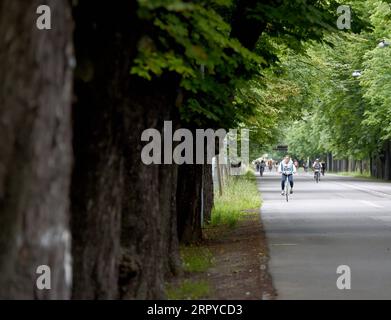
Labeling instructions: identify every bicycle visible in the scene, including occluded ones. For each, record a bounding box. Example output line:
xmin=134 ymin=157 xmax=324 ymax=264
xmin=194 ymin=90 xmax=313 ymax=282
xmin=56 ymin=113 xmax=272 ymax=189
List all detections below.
xmin=314 ymin=170 xmax=320 ymax=183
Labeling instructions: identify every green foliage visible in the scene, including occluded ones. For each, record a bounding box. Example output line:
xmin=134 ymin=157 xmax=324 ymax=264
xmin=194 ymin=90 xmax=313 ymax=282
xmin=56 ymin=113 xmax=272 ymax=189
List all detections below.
xmin=180 ymin=245 xmax=214 ymax=273
xmin=132 ymin=0 xmax=263 ymax=85
xmin=132 ymin=0 xmax=263 ymax=129
xmin=166 ymin=279 xmax=210 ymax=299
xmin=130 ymin=0 xmax=340 ymax=151
xmin=211 ymin=171 xmax=261 ymax=228
xmin=360 ymin=1 xmax=391 ymax=145
xmin=336 ymin=171 xmax=371 ymax=178
xmin=166 ymin=244 xmax=214 ymax=299
xmin=131 ymin=0 xmax=391 ymax=163
xmin=277 ymin=0 xmax=391 ymax=162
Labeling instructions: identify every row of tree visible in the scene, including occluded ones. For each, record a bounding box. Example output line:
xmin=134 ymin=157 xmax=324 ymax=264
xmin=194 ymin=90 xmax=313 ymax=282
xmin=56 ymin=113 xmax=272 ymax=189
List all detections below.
xmin=0 ymin=0 xmax=340 ymax=299
xmin=278 ymin=0 xmax=391 ymax=178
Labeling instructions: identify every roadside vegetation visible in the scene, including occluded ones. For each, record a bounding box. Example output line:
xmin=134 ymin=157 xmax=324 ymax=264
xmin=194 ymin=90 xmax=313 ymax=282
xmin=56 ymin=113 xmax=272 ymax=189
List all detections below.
xmin=181 ymin=245 xmax=214 ymax=273
xmin=166 ymin=279 xmax=211 ymax=300
xmin=335 ymin=171 xmax=373 ymax=179
xmin=166 ymin=240 xmax=214 ymax=299
xmin=167 ymin=170 xmax=262 ymax=299
xmin=274 ymin=0 xmax=391 ymax=179
xmin=211 ymin=171 xmax=262 ymax=228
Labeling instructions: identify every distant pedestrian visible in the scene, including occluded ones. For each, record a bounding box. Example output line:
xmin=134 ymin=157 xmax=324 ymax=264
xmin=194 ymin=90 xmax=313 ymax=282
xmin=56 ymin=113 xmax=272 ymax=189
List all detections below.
xmin=260 ymin=160 xmax=266 ymax=176
xmin=255 ymin=160 xmax=260 ymax=172
xmin=321 ymin=160 xmax=326 ymax=176
xmin=267 ymin=160 xmax=272 ymax=172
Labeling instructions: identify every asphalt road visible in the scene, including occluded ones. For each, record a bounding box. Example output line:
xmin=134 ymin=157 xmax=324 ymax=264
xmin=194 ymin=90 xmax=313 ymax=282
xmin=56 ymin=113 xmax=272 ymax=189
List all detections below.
xmin=258 ymin=170 xmax=391 ymax=299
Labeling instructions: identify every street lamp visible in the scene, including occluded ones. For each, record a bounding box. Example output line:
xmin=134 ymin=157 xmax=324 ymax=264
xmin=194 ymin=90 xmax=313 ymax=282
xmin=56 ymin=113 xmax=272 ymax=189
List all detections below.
xmin=378 ymin=39 xmax=390 ymax=48
xmin=351 ymin=41 xmax=388 ymax=78
xmin=352 ymin=70 xmax=362 ymax=78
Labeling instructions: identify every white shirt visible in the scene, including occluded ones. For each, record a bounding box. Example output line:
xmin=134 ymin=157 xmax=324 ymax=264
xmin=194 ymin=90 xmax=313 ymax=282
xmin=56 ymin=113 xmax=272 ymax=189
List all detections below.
xmin=278 ymin=160 xmax=297 ymax=174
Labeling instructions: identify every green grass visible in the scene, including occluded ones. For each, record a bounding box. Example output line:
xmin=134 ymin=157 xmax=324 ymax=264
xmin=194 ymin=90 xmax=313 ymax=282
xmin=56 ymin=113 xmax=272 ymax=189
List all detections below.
xmin=334 ymin=171 xmax=371 ymax=178
xmin=180 ymin=245 xmax=214 ymax=273
xmin=166 ymin=170 xmax=262 ymax=300
xmin=211 ymin=170 xmax=261 ymax=228
xmin=166 ymin=245 xmax=213 ymax=299
xmin=166 ymin=279 xmax=210 ymax=300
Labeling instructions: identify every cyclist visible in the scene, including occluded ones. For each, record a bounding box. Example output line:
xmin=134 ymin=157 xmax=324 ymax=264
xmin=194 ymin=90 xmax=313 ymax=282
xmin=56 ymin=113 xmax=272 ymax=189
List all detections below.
xmin=278 ymin=155 xmax=297 ymax=195
xmin=313 ymin=159 xmax=322 ymax=181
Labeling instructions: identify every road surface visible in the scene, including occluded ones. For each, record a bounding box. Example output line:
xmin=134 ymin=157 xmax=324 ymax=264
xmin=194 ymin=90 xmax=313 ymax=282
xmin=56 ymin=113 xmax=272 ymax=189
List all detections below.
xmin=258 ymin=170 xmax=391 ymax=299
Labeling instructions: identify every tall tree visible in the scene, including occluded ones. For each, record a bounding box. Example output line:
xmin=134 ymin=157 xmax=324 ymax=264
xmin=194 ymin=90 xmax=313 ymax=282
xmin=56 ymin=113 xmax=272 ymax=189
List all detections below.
xmin=131 ymin=0 xmax=338 ymax=242
xmin=71 ymin=1 xmax=181 ymax=299
xmin=0 ymin=0 xmax=73 ymax=299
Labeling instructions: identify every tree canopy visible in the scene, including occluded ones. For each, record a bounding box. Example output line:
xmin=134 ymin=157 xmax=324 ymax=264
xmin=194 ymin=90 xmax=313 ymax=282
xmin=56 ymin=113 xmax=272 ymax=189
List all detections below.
xmin=267 ymin=0 xmax=391 ymax=163
xmin=130 ymin=0 xmax=340 ymax=152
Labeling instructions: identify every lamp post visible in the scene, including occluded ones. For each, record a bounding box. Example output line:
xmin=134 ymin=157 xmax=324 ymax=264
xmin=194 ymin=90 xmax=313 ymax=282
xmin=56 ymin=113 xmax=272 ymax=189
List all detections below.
xmin=352 ymin=70 xmax=362 ymax=78
xmin=378 ymin=39 xmax=390 ymax=48
xmin=352 ymin=40 xmax=389 ymax=78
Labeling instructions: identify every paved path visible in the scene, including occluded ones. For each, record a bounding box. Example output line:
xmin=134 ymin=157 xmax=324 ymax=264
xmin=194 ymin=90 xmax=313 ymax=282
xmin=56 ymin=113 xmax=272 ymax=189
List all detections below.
xmin=258 ymin=171 xmax=391 ymax=299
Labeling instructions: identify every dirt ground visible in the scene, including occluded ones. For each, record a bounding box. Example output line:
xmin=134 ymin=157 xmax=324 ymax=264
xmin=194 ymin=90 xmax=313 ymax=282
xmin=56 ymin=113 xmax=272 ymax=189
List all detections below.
xmin=203 ymin=210 xmax=276 ymax=300
xmin=166 ymin=210 xmax=276 ymax=300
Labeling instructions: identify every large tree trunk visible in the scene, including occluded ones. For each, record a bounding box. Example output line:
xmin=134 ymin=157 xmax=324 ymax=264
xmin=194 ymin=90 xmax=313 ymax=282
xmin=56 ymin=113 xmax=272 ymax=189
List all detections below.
xmin=231 ymin=0 xmax=268 ymax=50
xmin=177 ymin=164 xmax=203 ymax=244
xmin=369 ymin=154 xmax=376 ymax=177
xmin=159 ymin=117 xmax=182 ymax=278
xmin=71 ymin=2 xmax=181 ymax=299
xmin=71 ymin=2 xmax=138 ymax=299
xmin=202 ymin=164 xmax=214 ymax=224
xmin=0 ymin=0 xmax=73 ymax=299
xmin=119 ymin=77 xmax=182 ymax=299
xmin=384 ymin=141 xmax=391 ymax=180
xmin=177 ymin=138 xmax=216 ymax=243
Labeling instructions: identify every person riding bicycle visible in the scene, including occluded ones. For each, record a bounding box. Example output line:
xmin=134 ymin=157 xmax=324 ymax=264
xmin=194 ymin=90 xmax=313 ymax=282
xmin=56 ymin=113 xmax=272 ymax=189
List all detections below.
xmin=313 ymin=159 xmax=322 ymax=180
xmin=278 ymin=155 xmax=296 ymax=195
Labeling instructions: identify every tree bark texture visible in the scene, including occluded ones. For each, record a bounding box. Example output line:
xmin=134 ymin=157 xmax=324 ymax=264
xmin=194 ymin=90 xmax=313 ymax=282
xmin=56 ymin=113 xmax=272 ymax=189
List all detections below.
xmin=119 ymin=77 xmax=182 ymax=299
xmin=177 ymin=164 xmax=203 ymax=244
xmin=71 ymin=2 xmax=181 ymax=299
xmin=202 ymin=164 xmax=214 ymax=224
xmin=0 ymin=0 xmax=73 ymax=299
